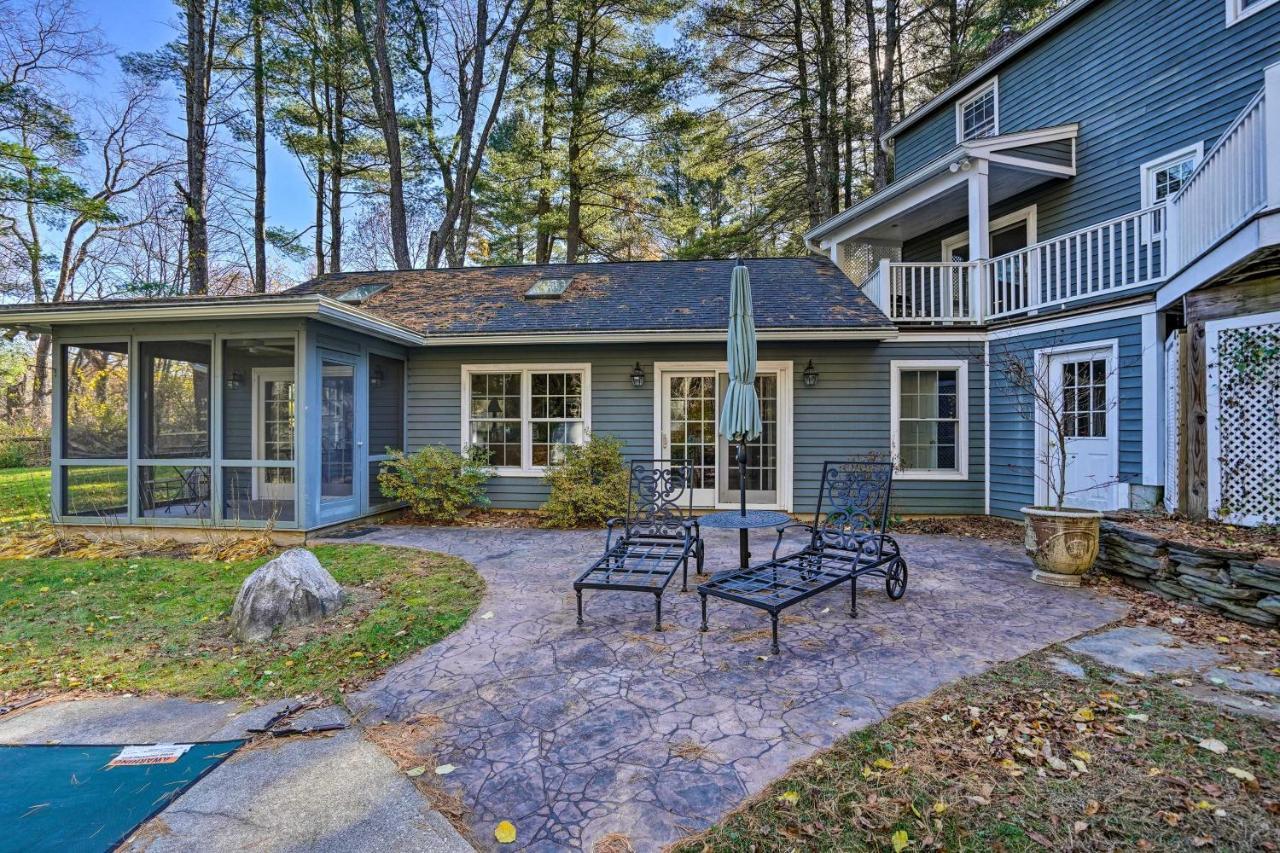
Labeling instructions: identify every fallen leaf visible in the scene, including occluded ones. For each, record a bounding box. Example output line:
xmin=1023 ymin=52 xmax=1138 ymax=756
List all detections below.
xmin=480 ymin=611 xmax=494 ymax=620
xmin=1073 ymin=820 xmax=1088 ymax=833
xmin=873 ymin=758 xmax=895 ymax=770
xmin=1198 ymin=739 xmax=1229 ymax=755
xmin=1127 ymin=713 xmax=1149 ymax=722
xmin=891 ymin=829 xmax=909 ymax=852
xmin=1191 ymin=837 xmax=1215 ymax=848
xmin=435 ymin=764 xmax=455 ymax=775
xmin=495 ymin=821 xmax=517 ymax=844
xmin=932 ymin=800 xmax=947 ymax=815
xmin=777 ymin=790 xmax=800 ymax=805
xmin=1083 ymin=800 xmax=1100 ymax=816
xmin=1073 ymin=707 xmax=1095 ymax=722
xmin=1226 ymin=767 xmax=1258 ymax=786
xmin=405 ymin=766 xmax=426 ymax=777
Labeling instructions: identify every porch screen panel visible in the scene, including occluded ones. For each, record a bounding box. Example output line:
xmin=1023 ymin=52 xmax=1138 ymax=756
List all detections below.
xmin=139 ymin=465 xmax=211 ymax=520
xmin=61 ymin=466 xmax=128 ymax=519
xmin=468 ymin=372 xmax=521 ymax=467
xmin=139 ymin=340 xmax=210 ymax=459
xmin=321 ymin=362 xmax=355 ymax=499
xmin=62 ymin=343 xmax=128 ymax=459
xmin=220 ymin=338 xmax=296 ymax=525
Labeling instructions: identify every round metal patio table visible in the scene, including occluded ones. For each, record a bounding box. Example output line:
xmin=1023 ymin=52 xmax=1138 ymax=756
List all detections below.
xmin=697 ymin=509 xmax=792 ymax=570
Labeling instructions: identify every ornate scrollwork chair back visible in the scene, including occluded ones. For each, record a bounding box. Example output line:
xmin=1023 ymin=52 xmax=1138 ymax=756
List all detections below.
xmin=813 ymin=457 xmax=894 ymax=557
xmin=626 ymin=461 xmax=694 ymax=539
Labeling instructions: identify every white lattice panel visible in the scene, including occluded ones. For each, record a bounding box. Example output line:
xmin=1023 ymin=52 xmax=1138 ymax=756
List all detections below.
xmin=1164 ymin=332 xmax=1181 ymax=514
xmin=1206 ymin=313 xmax=1280 ymax=527
xmin=839 ymin=240 xmax=900 ymax=287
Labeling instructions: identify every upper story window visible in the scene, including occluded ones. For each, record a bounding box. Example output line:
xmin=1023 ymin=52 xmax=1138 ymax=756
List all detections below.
xmin=956 ymin=79 xmax=998 ymax=142
xmin=1226 ymin=0 xmax=1279 ymax=26
xmin=1140 ymin=144 xmax=1203 ymax=208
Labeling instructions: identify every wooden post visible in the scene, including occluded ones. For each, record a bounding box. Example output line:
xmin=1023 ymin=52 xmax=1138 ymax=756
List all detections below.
xmin=1184 ymin=320 xmax=1208 ymax=518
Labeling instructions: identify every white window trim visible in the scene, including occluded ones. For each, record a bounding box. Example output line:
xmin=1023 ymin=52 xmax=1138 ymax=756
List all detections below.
xmin=1226 ymin=0 xmax=1279 ymax=25
xmin=1031 ymin=340 xmax=1122 ymax=509
xmin=889 ymin=359 xmax=970 ymax=481
xmin=1139 ymin=143 xmax=1204 ymax=208
xmin=941 ymin=204 xmax=1037 ymax=260
xmin=460 ymin=363 xmax=592 ymax=477
xmin=955 ymin=78 xmax=999 ymax=143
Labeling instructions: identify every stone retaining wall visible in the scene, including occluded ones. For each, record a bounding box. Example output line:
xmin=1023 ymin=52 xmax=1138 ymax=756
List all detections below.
xmin=1097 ymin=521 xmax=1280 ymax=628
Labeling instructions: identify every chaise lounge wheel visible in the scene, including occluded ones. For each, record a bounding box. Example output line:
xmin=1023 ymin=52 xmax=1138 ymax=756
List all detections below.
xmin=885 ymin=557 xmax=908 ymax=600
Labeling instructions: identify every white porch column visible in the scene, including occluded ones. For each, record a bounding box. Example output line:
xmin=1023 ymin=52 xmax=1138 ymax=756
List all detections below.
xmin=1266 ymin=62 xmax=1280 ymax=211
xmin=966 ymin=159 xmax=990 ymax=320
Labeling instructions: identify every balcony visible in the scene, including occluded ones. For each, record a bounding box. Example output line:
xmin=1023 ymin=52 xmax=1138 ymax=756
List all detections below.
xmin=830 ymin=62 xmax=1280 ymax=326
xmin=864 ymin=206 xmax=1168 ymax=324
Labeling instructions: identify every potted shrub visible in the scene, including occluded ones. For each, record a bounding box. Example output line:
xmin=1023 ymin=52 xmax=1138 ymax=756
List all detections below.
xmin=994 ymin=344 xmax=1108 ymax=587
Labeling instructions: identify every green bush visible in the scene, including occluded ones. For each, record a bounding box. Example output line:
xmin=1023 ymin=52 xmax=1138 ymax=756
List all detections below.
xmin=377 ymin=445 xmax=493 ymax=522
xmin=540 ymin=433 xmax=629 ymax=528
xmin=0 ymin=444 xmax=27 ymax=469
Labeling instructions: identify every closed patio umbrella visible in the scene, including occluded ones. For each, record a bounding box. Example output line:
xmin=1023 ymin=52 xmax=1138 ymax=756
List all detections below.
xmin=718 ymin=259 xmax=762 ymax=534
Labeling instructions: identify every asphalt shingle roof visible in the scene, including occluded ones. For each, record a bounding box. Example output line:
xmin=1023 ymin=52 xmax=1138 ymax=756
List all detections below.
xmin=286 ymin=257 xmax=891 ymax=336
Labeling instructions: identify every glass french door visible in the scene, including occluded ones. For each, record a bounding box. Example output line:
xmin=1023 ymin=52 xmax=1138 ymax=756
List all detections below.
xmin=320 ymin=356 xmax=358 ymax=513
xmin=716 ymin=373 xmax=779 ymax=505
xmin=663 ymin=373 xmax=718 ymax=505
xmin=661 ymin=369 xmax=782 ymax=507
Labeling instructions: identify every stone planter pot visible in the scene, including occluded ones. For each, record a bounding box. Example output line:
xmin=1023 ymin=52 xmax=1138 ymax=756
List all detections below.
xmin=1021 ymin=506 xmax=1103 ymax=587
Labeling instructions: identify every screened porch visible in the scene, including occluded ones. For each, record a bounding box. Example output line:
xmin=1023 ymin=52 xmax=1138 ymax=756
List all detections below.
xmin=52 ymin=323 xmax=407 ymax=532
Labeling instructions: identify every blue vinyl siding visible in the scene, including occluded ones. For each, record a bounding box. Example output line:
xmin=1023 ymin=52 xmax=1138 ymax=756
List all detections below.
xmin=406 ymin=341 xmax=986 ymax=515
xmin=892 ymin=0 xmax=1280 ymax=239
xmin=987 ymin=315 xmax=1145 ymax=518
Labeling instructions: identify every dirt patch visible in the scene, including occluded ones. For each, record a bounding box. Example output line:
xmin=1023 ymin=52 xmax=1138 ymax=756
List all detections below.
xmin=890 ymin=514 xmax=1024 ymax=546
xmin=1105 ymin=511 xmax=1280 ymax=558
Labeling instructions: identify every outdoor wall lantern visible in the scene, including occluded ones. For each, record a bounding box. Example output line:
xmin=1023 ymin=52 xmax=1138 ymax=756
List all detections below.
xmin=630 ymin=362 xmax=646 ymax=388
xmin=225 ymin=369 xmax=244 ymax=391
xmin=802 ymin=360 xmax=819 ymax=388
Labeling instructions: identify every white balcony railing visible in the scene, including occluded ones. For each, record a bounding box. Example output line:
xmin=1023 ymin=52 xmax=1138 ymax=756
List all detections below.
xmin=1167 ymin=85 xmax=1270 ymax=269
xmin=859 ymin=63 xmax=1278 ymax=325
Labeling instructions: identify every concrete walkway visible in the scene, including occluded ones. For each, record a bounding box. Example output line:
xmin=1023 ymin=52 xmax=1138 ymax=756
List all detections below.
xmin=341 ymin=526 xmax=1127 ymax=852
xmin=0 ymin=697 xmax=470 ymax=852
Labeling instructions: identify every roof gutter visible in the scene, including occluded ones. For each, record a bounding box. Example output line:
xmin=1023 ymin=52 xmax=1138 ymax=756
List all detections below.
xmin=0 ymin=295 xmax=426 ymax=347
xmin=423 ymin=327 xmax=899 ymax=346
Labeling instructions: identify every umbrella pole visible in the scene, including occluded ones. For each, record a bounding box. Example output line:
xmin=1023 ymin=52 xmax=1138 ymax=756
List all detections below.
xmin=738 ymin=438 xmax=749 ymax=569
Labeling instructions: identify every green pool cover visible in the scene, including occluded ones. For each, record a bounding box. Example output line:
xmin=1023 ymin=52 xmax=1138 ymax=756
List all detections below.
xmin=0 ymin=740 xmax=244 ymax=853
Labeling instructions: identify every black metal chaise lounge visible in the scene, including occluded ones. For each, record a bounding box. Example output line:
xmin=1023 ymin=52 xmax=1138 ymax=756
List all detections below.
xmin=574 ymin=460 xmax=705 ymax=631
xmin=697 ymin=457 xmax=907 ymax=654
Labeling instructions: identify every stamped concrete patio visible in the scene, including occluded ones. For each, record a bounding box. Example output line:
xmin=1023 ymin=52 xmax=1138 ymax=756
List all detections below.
xmin=341 ymin=526 xmax=1126 ymax=851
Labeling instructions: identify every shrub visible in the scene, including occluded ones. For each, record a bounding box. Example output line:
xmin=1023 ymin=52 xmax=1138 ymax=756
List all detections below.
xmin=0 ymin=443 xmax=27 ymax=469
xmin=377 ymin=445 xmax=493 ymax=522
xmin=540 ymin=433 xmax=630 ymax=528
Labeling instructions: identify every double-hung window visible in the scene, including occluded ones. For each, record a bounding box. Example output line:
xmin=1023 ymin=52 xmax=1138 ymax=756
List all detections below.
xmin=956 ymin=80 xmax=998 ymax=142
xmin=890 ymin=360 xmax=969 ymax=480
xmin=463 ymin=365 xmax=590 ymax=473
xmin=1140 ymin=144 xmax=1202 ymax=236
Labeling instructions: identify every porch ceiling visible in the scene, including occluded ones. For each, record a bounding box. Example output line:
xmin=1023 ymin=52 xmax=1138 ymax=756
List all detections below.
xmin=855 ymin=161 xmax=1061 ymax=242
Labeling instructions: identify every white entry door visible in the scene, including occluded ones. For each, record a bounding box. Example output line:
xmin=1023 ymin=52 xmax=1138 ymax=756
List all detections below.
xmin=1045 ymin=347 xmax=1117 ymax=510
xmin=252 ymin=368 xmax=296 ymax=500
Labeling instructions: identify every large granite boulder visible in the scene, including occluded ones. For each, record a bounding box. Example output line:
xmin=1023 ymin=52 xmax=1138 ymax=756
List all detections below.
xmin=231 ymin=548 xmax=345 ymax=642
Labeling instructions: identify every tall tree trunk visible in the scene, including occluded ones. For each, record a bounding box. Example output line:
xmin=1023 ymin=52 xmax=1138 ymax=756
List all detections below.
xmin=792 ymin=0 xmax=821 ymax=227
xmin=314 ymin=163 xmax=326 ymax=274
xmin=564 ymin=16 xmax=586 ymax=263
xmin=864 ymin=0 xmax=900 ymax=190
xmin=534 ymin=0 xmax=556 ymax=265
xmin=352 ymin=0 xmax=411 ymax=269
xmin=252 ymin=0 xmax=267 ymax=291
xmin=182 ymin=0 xmax=213 ymax=294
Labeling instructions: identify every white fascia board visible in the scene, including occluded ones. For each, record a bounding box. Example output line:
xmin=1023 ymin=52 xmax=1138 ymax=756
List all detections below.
xmin=883 ymin=0 xmax=1098 ymax=146
xmin=424 ymin=327 xmax=899 ymax=346
xmin=0 ymin=295 xmax=425 ymax=346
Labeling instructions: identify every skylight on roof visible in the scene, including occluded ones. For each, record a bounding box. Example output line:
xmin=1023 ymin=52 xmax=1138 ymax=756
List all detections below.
xmin=336 ymin=283 xmax=389 ymax=304
xmin=525 ymin=277 xmax=573 ymax=298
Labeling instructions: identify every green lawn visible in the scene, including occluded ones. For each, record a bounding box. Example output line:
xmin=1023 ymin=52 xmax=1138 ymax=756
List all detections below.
xmin=674 ymin=653 xmax=1278 ymax=851
xmin=0 ymin=544 xmax=484 ymax=699
xmin=0 ymin=466 xmax=50 ymax=527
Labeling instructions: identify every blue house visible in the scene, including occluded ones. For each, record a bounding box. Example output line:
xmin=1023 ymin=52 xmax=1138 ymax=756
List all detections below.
xmin=2 ymin=0 xmax=1278 ymax=539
